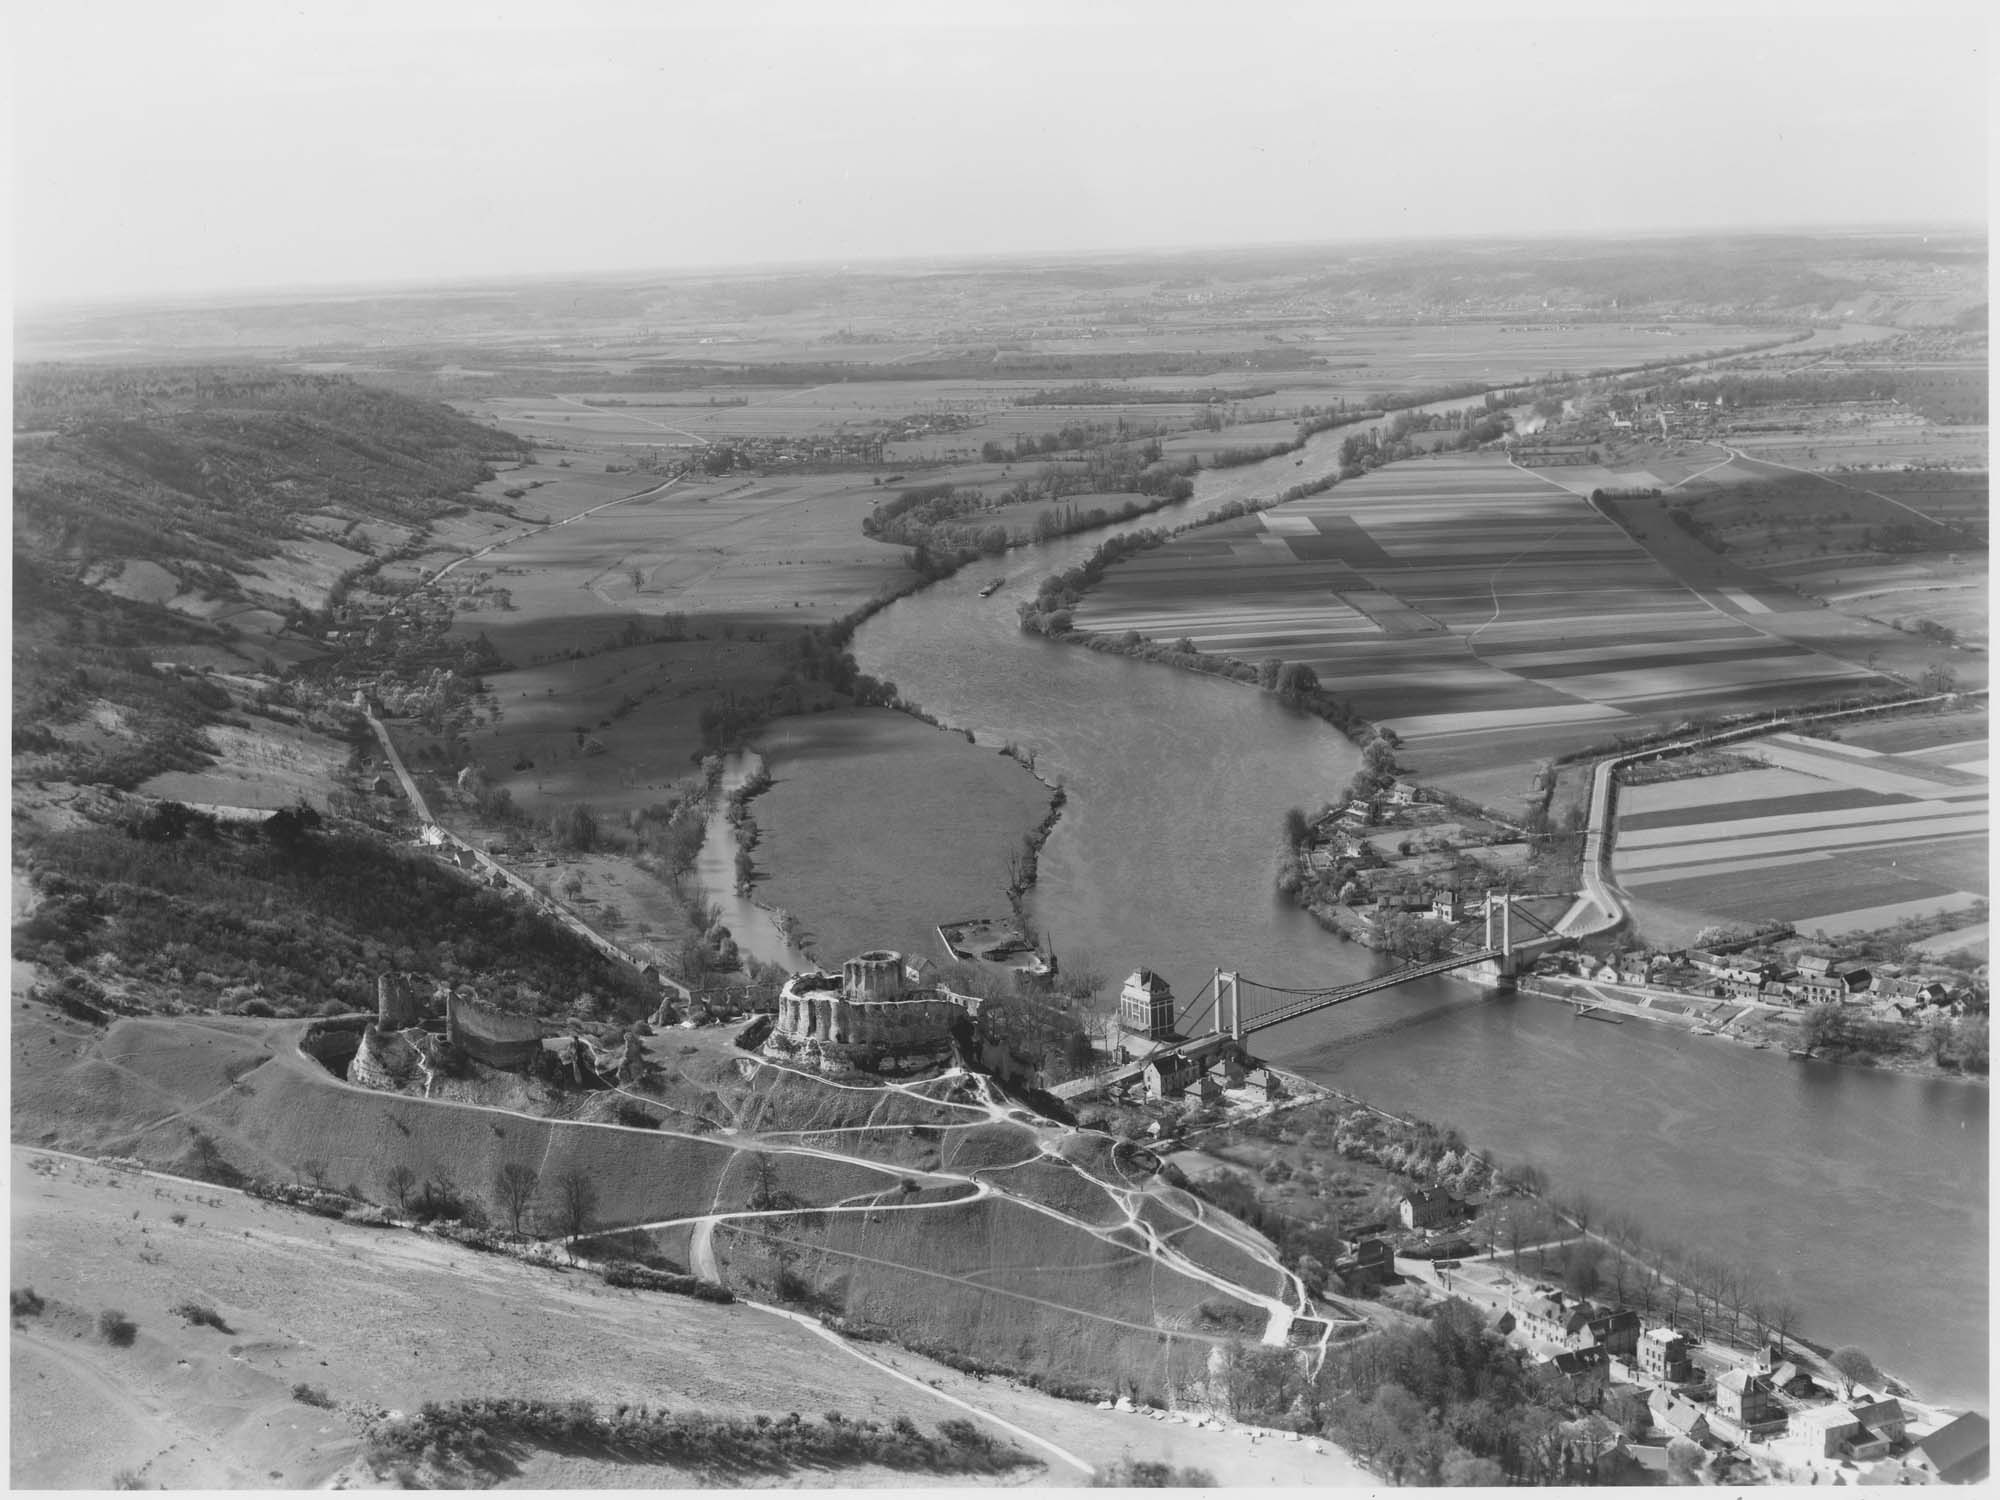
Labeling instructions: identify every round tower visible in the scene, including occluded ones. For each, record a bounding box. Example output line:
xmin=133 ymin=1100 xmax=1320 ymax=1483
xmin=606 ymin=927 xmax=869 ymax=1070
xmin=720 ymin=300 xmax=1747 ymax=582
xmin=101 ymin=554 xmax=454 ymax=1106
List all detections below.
xmin=843 ymin=950 xmax=906 ymax=1003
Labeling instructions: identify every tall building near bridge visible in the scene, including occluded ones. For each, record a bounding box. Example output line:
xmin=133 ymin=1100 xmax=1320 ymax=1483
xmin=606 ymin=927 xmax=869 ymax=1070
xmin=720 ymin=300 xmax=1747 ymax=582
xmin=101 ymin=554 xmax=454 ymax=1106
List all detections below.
xmin=1120 ymin=969 xmax=1178 ymax=1043
xmin=1116 ymin=968 xmax=1192 ymax=1069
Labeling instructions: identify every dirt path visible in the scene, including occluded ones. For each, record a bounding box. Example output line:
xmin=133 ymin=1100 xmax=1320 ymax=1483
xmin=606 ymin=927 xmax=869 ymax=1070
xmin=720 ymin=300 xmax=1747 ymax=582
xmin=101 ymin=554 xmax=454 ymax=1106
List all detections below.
xmin=553 ymin=392 xmax=711 ymax=446
xmin=749 ymin=1299 xmax=1095 ymax=1477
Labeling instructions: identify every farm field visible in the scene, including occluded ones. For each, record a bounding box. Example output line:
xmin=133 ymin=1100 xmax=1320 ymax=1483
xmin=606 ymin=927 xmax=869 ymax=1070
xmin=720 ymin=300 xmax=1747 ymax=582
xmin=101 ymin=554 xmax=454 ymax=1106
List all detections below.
xmin=450 ymin=323 xmax=1779 ymax=460
xmin=1592 ymin=483 xmax=1983 ymax=689
xmin=1724 ymin=425 xmax=1988 ymax=471
xmin=1613 ymin=722 xmax=1989 ymax=944
xmin=1071 ymin=452 xmax=1899 ymax=810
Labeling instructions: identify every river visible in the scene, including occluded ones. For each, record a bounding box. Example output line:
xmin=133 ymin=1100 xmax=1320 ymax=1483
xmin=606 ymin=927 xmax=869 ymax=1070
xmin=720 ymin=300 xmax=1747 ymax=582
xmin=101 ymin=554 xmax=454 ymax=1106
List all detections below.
xmin=844 ymin=406 xmax=1990 ymax=1411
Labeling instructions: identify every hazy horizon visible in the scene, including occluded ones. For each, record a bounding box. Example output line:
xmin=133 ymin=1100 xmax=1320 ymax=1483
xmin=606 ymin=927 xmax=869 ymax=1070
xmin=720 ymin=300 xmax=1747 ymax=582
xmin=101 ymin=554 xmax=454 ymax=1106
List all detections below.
xmin=13 ymin=1 xmax=1989 ymax=307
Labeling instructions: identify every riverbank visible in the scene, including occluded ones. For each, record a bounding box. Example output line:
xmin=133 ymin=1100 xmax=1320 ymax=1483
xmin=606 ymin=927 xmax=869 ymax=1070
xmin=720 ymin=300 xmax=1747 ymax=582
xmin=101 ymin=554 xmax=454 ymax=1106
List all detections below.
xmin=1172 ymin=1085 xmax=1973 ymax=1433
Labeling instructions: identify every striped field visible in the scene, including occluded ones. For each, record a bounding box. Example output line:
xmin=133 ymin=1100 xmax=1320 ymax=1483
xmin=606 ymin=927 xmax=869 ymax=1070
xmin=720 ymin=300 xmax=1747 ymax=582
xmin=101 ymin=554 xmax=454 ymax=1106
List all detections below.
xmin=1072 ymin=452 xmax=1893 ymax=802
xmin=1613 ymin=729 xmax=1988 ymax=940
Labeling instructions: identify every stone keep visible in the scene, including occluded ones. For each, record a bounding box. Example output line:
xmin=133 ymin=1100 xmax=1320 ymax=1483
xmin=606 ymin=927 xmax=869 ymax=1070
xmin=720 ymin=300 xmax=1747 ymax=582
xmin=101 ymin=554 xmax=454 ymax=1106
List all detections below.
xmin=765 ymin=949 xmax=968 ymax=1076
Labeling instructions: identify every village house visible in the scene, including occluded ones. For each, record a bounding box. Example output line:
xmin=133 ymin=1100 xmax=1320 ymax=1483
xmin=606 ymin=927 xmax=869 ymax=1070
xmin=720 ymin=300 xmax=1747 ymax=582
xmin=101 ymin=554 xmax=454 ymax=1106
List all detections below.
xmin=1399 ymin=1186 xmax=1464 ymax=1231
xmin=1582 ymin=1309 xmax=1641 ymax=1357
xmin=1756 ymin=1345 xmax=1827 ymax=1400
xmin=1906 ymin=1412 xmax=1990 ymax=1485
xmin=1872 ymin=971 xmax=1927 ymax=1002
xmin=1637 ymin=1326 xmax=1694 ymax=1384
xmin=1141 ymin=1033 xmax=1235 ymax=1100
xmin=1334 ymin=1236 xmax=1394 ymax=1289
xmin=1719 ymin=961 xmax=1778 ymax=999
xmin=1507 ymin=1288 xmax=1635 ymax=1354
xmin=1715 ymin=1367 xmax=1782 ymax=1426
xmin=1790 ymin=1402 xmax=1899 ymax=1461
xmin=1426 ymin=890 xmax=1462 ymax=923
xmin=1385 ymin=780 xmax=1419 ymax=806
xmin=1650 ymin=1389 xmax=1712 ymax=1444
xmin=1792 ymin=955 xmax=1869 ymax=1003
xmin=1546 ymin=1347 xmax=1611 ymax=1387
xmin=1850 ymin=1396 xmax=1909 ymax=1445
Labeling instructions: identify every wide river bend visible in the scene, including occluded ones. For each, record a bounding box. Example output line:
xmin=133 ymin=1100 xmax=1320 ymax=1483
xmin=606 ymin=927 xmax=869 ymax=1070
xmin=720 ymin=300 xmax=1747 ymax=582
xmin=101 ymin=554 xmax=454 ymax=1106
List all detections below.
xmin=846 ymin=415 xmax=1988 ymax=1410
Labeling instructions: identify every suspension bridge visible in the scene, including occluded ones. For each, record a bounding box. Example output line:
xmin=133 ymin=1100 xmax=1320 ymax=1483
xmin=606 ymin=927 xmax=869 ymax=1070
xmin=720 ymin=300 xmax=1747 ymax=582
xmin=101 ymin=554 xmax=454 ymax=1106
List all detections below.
xmin=1058 ymin=892 xmax=1562 ymax=1101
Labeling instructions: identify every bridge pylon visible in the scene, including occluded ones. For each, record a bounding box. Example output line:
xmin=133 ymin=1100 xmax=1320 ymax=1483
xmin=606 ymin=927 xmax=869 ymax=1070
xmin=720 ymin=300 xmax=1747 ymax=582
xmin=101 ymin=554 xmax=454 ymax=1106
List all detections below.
xmin=1484 ymin=889 xmax=1514 ymax=958
xmin=1213 ymin=969 xmax=1242 ymax=1041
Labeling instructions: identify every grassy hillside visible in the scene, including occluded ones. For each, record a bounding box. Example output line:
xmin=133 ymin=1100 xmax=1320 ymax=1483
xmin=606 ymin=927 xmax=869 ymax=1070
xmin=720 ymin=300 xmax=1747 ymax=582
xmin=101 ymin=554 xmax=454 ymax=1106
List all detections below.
xmin=725 ymin=1194 xmax=1247 ymax=1404
xmin=14 ymin=365 xmax=528 ymax=577
xmin=12 ymin=1000 xmax=1301 ymax=1412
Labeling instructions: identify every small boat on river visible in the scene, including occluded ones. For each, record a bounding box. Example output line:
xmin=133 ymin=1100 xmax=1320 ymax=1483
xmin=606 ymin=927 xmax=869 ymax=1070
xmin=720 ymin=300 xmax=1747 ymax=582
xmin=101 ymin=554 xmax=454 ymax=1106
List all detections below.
xmin=978 ymin=578 xmax=1004 ymax=597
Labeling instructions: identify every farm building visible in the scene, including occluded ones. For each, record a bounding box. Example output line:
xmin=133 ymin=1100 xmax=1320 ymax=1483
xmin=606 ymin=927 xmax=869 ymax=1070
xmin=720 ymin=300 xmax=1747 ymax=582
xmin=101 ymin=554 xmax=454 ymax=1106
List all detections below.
xmin=1906 ymin=1412 xmax=1989 ymax=1484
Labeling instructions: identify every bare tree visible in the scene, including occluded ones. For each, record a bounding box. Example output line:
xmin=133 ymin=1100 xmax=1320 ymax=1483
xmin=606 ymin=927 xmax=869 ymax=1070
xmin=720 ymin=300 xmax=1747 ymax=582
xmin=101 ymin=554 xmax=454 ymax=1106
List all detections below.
xmin=1662 ymin=1269 xmax=1686 ymax=1329
xmin=1747 ymin=1295 xmax=1773 ymax=1349
xmin=493 ymin=1162 xmax=539 ymax=1235
xmin=1830 ymin=1346 xmax=1883 ymax=1400
xmin=1681 ymin=1250 xmax=1713 ymax=1338
xmin=1564 ymin=1193 xmax=1595 ymax=1241
xmin=1769 ymin=1299 xmax=1800 ymax=1353
xmin=550 ymin=1167 xmax=598 ymax=1253
xmin=1720 ymin=1268 xmax=1753 ymax=1344
xmin=300 ymin=1158 xmax=331 ymax=1192
xmin=190 ymin=1130 xmax=226 ymax=1182
xmin=385 ymin=1164 xmax=417 ymax=1212
xmin=1504 ymin=1205 xmax=1528 ymax=1264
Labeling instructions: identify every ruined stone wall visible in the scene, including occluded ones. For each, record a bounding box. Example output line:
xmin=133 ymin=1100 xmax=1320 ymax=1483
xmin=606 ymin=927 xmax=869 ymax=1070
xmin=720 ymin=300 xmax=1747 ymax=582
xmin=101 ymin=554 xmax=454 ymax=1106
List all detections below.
xmin=765 ymin=991 xmax=963 ymax=1076
xmin=377 ymin=972 xmax=425 ymax=1030
xmin=347 ymin=1024 xmax=440 ymax=1090
xmin=764 ymin=952 xmax=970 ymax=1077
xmin=445 ymin=990 xmax=545 ymax=1071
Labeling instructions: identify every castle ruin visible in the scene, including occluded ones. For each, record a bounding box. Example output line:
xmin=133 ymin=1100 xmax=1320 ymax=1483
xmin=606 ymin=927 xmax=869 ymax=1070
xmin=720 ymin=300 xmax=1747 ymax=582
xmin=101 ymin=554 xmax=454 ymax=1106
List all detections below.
xmin=764 ymin=950 xmax=970 ymax=1077
xmin=376 ymin=972 xmax=427 ymax=1030
xmin=444 ymin=986 xmax=546 ymax=1071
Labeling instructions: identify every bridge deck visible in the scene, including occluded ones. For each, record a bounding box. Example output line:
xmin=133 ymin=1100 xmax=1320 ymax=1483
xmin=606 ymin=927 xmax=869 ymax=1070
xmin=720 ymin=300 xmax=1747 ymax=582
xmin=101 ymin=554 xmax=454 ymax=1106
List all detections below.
xmin=1236 ymin=947 xmax=1503 ymax=1035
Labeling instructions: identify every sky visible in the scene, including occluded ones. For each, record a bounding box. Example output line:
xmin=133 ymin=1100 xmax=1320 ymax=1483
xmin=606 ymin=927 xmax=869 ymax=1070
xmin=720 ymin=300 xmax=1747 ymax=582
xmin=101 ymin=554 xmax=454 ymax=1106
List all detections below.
xmin=10 ymin=1 xmax=1990 ymax=306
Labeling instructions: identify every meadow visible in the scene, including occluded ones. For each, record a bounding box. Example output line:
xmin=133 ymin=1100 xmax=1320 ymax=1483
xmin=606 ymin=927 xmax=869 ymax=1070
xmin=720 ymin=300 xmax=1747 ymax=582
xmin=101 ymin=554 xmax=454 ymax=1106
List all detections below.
xmin=1071 ymin=452 xmax=1896 ymax=811
xmin=745 ymin=709 xmax=1056 ymax=965
xmin=1613 ymin=718 xmax=1989 ymax=942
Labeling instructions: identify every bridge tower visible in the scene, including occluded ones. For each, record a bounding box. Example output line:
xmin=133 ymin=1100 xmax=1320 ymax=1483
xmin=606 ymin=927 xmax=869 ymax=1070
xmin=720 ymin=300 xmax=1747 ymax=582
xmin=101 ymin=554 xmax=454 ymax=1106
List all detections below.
xmin=1483 ymin=890 xmax=1514 ymax=956
xmin=1213 ymin=970 xmax=1243 ymax=1041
